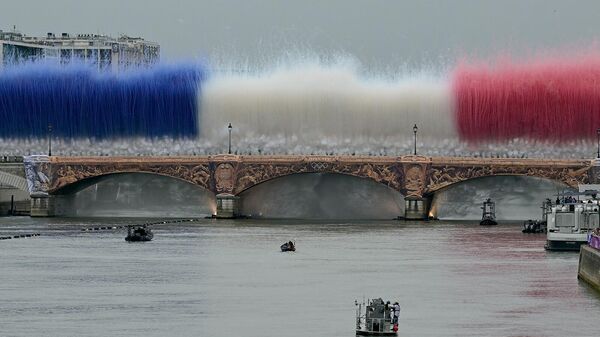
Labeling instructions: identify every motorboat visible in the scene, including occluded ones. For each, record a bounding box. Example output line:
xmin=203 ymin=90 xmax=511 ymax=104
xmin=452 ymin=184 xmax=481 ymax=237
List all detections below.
xmin=355 ymin=298 xmax=398 ymax=336
xmin=522 ymin=220 xmax=546 ymax=233
xmin=125 ymin=226 xmax=153 ymax=242
xmin=280 ymin=241 xmax=295 ymax=252
xmin=480 ymin=198 xmax=498 ymax=226
xmin=523 ymin=199 xmax=552 ymax=233
xmin=545 ymin=187 xmax=598 ymax=251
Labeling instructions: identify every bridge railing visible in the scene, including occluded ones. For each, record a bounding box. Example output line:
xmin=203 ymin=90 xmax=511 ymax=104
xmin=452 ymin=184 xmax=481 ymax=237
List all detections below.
xmin=0 ymin=156 xmax=23 ymax=163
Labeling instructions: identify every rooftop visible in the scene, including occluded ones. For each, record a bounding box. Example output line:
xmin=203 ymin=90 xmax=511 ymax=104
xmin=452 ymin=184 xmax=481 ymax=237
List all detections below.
xmin=0 ymin=29 xmax=159 ymax=49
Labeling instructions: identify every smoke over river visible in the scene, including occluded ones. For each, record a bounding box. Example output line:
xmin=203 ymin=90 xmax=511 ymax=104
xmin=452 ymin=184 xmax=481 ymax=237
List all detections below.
xmin=431 ymin=175 xmax=569 ymax=220
xmin=53 ymin=173 xmax=216 ymax=218
xmin=49 ymin=172 xmax=570 ymax=220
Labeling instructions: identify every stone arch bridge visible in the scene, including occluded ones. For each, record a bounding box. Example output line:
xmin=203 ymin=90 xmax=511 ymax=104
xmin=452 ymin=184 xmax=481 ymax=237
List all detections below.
xmin=23 ymin=154 xmax=600 ymax=218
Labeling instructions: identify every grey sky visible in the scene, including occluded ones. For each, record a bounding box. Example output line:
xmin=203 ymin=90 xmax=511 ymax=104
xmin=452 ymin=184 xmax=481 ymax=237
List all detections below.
xmin=2 ymin=0 xmax=599 ymax=69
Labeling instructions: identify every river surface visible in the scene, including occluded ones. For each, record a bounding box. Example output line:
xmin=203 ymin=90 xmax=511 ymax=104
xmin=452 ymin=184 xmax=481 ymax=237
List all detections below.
xmin=1 ymin=217 xmax=599 ymax=337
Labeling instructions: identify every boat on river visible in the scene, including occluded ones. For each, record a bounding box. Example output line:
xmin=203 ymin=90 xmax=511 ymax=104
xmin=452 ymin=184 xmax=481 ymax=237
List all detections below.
xmin=125 ymin=226 xmax=153 ymax=242
xmin=355 ymin=298 xmax=398 ymax=336
xmin=522 ymin=219 xmax=546 ymax=233
xmin=280 ymin=241 xmax=295 ymax=252
xmin=480 ymin=198 xmax=497 ymax=226
xmin=546 ymin=188 xmax=598 ymax=251
xmin=523 ymin=199 xmax=552 ymax=233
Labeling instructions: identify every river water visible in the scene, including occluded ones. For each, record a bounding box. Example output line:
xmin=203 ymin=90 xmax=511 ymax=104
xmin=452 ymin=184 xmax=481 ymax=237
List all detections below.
xmin=1 ymin=217 xmax=599 ymax=337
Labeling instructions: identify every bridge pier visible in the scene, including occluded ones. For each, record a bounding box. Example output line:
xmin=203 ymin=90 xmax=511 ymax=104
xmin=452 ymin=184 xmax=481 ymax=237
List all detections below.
xmin=30 ymin=194 xmax=54 ymax=217
xmin=215 ymin=193 xmax=240 ymax=219
xmin=589 ymin=158 xmax=600 ymax=184
xmin=404 ymin=196 xmax=429 ymax=220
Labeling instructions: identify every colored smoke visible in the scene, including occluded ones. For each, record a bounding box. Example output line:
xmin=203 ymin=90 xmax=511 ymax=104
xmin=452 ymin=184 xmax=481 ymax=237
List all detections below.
xmin=201 ymin=59 xmax=455 ymax=153
xmin=0 ymin=61 xmax=204 ymax=139
xmin=454 ymin=54 xmax=600 ymax=142
xmin=2 ymin=54 xmax=600 ymax=158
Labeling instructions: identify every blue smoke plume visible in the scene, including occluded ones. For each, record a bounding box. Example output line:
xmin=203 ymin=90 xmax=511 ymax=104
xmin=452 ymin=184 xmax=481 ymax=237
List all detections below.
xmin=0 ymin=61 xmax=204 ymax=139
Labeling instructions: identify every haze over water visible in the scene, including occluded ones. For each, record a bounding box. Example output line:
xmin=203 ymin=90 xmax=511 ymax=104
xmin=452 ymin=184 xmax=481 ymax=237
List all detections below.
xmin=1 ymin=217 xmax=599 ymax=337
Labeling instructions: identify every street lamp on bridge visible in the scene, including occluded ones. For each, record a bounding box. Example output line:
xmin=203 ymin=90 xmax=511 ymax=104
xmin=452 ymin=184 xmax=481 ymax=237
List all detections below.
xmin=47 ymin=123 xmax=52 ymax=156
xmin=597 ymin=128 xmax=600 ymax=159
xmin=228 ymin=123 xmax=233 ymax=155
xmin=413 ymin=124 xmax=418 ymax=155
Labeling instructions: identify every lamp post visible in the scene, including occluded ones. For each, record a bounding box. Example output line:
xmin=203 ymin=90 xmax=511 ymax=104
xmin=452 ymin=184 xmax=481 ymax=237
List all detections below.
xmin=228 ymin=123 xmax=232 ymax=155
xmin=47 ymin=123 xmax=52 ymax=156
xmin=413 ymin=124 xmax=418 ymax=155
xmin=597 ymin=128 xmax=600 ymax=158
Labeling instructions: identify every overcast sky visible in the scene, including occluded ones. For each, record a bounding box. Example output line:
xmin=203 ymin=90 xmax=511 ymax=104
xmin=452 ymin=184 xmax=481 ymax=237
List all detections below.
xmin=2 ymin=0 xmax=600 ymax=69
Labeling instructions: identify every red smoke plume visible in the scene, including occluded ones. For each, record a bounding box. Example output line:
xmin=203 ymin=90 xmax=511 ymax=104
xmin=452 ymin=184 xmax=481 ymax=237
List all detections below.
xmin=453 ymin=55 xmax=600 ymax=142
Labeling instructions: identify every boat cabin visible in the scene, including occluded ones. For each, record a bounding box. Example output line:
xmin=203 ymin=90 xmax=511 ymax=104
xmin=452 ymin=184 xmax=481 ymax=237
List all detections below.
xmin=549 ymin=191 xmax=599 ymax=234
xmin=125 ymin=225 xmax=154 ymax=242
xmin=546 ymin=187 xmax=600 ymax=250
xmin=355 ymin=298 xmax=397 ymax=336
xmin=480 ymin=198 xmax=497 ymax=226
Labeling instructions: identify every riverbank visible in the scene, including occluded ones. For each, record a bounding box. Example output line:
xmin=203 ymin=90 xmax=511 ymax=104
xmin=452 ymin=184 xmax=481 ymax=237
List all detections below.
xmin=579 ymin=244 xmax=600 ymax=292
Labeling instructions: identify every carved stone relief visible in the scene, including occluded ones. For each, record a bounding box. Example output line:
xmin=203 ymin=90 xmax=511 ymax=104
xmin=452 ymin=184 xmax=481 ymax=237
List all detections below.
xmin=426 ymin=164 xmax=589 ymax=193
xmin=23 ymin=155 xmax=51 ymax=196
xmin=48 ymin=162 xmax=211 ymax=193
xmin=215 ymin=163 xmax=235 ymax=194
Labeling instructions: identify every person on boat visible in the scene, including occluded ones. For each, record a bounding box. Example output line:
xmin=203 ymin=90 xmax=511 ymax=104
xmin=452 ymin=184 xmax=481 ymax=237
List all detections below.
xmin=287 ymin=241 xmax=294 ymax=250
xmin=555 ymin=197 xmax=560 ymax=205
xmin=392 ymin=302 xmax=400 ymax=324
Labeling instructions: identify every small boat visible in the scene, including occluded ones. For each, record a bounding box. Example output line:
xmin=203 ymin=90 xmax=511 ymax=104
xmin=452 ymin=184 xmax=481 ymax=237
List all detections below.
xmin=480 ymin=198 xmax=498 ymax=226
xmin=355 ymin=298 xmax=399 ymax=336
xmin=280 ymin=241 xmax=295 ymax=252
xmin=523 ymin=199 xmax=551 ymax=233
xmin=522 ymin=219 xmax=546 ymax=233
xmin=125 ymin=226 xmax=153 ymax=242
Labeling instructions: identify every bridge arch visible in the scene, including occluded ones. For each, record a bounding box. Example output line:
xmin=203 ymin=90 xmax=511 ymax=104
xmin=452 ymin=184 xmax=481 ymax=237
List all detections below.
xmin=237 ymin=172 xmax=405 ymax=219
xmin=428 ymin=174 xmax=571 ymax=220
xmin=426 ymin=173 xmax=573 ymax=196
xmin=51 ymin=171 xmax=217 ymax=217
xmin=48 ymin=162 xmax=212 ymax=194
xmin=425 ymin=163 xmax=588 ymax=196
xmin=232 ymin=161 xmax=404 ymax=196
xmin=50 ymin=171 xmax=214 ymax=196
xmin=0 ymin=171 xmax=28 ymax=192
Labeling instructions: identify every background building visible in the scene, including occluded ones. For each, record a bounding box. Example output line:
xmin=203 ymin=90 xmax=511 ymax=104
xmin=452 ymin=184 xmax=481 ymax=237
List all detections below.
xmin=0 ymin=29 xmax=160 ymax=71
